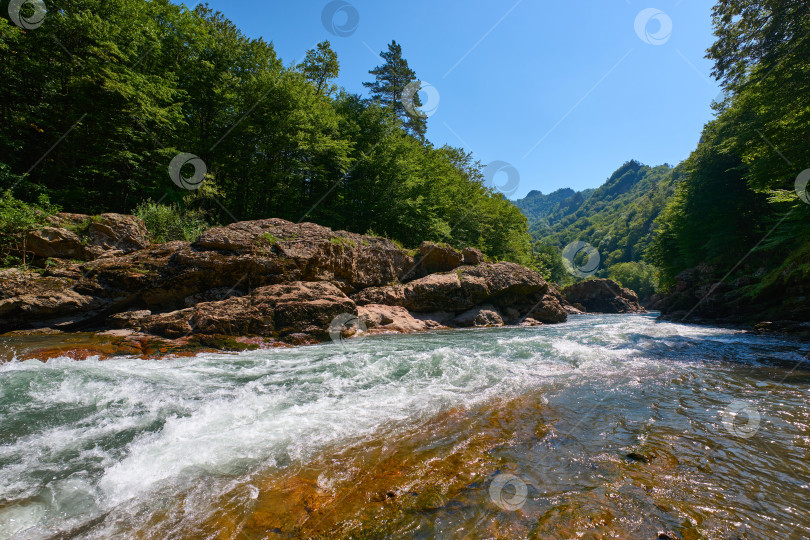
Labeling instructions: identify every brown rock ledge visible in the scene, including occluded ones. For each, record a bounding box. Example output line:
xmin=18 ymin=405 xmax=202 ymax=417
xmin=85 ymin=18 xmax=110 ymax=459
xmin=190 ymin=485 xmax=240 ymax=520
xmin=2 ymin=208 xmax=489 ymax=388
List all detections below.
xmin=0 ymin=217 xmax=596 ymax=359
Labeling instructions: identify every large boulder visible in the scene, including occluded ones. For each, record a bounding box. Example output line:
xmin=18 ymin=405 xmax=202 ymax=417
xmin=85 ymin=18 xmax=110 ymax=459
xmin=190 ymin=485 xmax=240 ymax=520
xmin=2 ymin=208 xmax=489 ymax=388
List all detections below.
xmin=525 ymin=294 xmax=569 ymax=323
xmin=86 ymin=213 xmax=151 ymax=255
xmin=461 ymin=262 xmax=547 ymax=298
xmin=358 ymin=304 xmax=439 ymax=334
xmin=81 ymin=242 xmax=191 ymax=309
xmin=107 ymin=309 xmax=153 ymax=330
xmin=27 ymin=213 xmax=150 ymax=261
xmin=0 ymin=269 xmax=106 ymax=331
xmin=194 ymin=219 xmax=413 ymax=292
xmin=562 ymin=279 xmax=645 ymax=314
xmin=352 ymin=284 xmax=406 ymax=307
xmin=4 ymin=216 xmax=414 ymax=331
xmin=409 ymin=241 xmax=463 ymax=277
xmin=462 ymin=247 xmax=484 ymax=266
xmin=139 ymin=308 xmax=196 ymax=338
xmin=405 ymin=262 xmax=551 ymax=313
xmin=353 ymin=262 xmax=557 ymax=320
xmin=354 ymin=272 xmax=485 ymax=313
xmin=492 ymin=289 xmax=569 ymax=324
xmin=404 ymin=272 xmax=489 ymax=312
xmin=25 ymin=227 xmax=85 ymax=259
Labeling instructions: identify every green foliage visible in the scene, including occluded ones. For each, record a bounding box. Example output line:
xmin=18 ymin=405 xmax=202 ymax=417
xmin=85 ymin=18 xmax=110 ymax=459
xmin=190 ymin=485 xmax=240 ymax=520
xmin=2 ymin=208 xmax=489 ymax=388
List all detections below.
xmin=330 ymin=236 xmax=357 ymax=249
xmin=258 ymin=233 xmax=280 ymax=246
xmin=708 ymin=0 xmax=808 ymax=92
xmin=0 ymin=2 xmax=528 ymax=264
xmin=0 ymin=190 xmax=60 ymax=266
xmin=134 ymin=201 xmax=209 ymax=243
xmin=529 ymin=241 xmax=567 ymax=284
xmin=298 ymin=41 xmax=340 ymax=96
xmin=607 ymin=262 xmax=659 ymax=300
xmin=650 ymin=0 xmax=810 ymax=298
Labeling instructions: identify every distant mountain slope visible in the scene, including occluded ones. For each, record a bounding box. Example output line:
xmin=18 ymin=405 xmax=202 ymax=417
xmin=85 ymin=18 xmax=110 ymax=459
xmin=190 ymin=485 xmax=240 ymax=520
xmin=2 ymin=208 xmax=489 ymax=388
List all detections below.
xmin=514 ymin=160 xmax=677 ymax=267
xmin=514 ymin=188 xmax=578 ymax=223
xmin=514 ymin=188 xmax=593 ymax=238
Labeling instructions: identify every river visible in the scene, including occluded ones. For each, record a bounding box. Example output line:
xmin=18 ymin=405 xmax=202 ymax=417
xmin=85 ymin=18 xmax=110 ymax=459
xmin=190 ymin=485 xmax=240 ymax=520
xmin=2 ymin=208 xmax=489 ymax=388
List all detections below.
xmin=1 ymin=314 xmax=809 ymax=539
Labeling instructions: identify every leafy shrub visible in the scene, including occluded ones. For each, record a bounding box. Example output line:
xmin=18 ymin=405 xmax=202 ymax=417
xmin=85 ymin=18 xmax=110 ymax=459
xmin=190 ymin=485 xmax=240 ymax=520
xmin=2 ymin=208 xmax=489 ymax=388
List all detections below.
xmin=134 ymin=201 xmax=210 ymax=243
xmin=608 ymin=261 xmax=660 ymax=300
xmin=530 ymin=241 xmax=567 ymax=284
xmin=0 ymin=190 xmax=61 ymax=267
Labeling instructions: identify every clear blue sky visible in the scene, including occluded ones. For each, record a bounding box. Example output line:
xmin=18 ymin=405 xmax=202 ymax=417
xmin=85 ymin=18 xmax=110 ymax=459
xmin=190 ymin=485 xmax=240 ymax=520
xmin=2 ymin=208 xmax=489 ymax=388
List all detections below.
xmin=193 ymin=0 xmax=719 ymax=198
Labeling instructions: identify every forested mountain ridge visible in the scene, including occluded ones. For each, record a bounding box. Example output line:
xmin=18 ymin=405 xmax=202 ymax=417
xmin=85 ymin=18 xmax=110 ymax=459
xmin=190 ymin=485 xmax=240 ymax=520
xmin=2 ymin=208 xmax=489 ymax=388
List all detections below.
xmin=514 ymin=188 xmax=580 ymax=225
xmin=515 ymin=160 xmax=677 ymax=269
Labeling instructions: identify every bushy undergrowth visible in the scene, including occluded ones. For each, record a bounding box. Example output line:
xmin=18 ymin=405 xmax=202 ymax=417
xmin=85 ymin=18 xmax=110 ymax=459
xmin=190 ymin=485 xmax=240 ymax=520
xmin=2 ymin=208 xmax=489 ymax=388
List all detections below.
xmin=0 ymin=191 xmax=61 ymax=267
xmin=134 ymin=201 xmax=210 ymax=243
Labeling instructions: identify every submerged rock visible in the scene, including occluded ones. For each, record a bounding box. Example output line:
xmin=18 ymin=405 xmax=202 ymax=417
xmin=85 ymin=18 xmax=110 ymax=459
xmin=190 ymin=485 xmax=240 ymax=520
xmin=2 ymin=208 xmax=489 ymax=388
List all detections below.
xmin=452 ymin=305 xmax=504 ymax=328
xmin=625 ymin=452 xmax=651 ymax=464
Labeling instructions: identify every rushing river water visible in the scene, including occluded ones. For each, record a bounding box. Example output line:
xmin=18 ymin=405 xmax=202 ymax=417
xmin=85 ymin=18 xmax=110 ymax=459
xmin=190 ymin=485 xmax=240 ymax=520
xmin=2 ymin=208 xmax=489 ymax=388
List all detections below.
xmin=1 ymin=314 xmax=809 ymax=539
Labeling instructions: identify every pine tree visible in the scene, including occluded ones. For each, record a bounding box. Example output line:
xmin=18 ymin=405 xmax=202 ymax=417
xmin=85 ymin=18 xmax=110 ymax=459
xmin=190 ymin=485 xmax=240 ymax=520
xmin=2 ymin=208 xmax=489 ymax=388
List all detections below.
xmin=363 ymin=41 xmax=427 ymax=138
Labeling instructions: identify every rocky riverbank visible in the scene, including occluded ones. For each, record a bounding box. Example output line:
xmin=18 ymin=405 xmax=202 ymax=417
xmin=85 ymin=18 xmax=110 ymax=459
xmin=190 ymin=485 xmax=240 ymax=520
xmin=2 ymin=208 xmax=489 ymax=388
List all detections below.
xmin=651 ymin=264 xmax=810 ymax=339
xmin=1 ymin=214 xmax=648 ymax=360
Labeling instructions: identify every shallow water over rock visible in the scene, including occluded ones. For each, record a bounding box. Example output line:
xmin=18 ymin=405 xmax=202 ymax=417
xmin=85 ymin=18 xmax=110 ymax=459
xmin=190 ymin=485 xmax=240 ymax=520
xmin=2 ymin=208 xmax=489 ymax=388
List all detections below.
xmin=1 ymin=314 xmax=809 ymax=539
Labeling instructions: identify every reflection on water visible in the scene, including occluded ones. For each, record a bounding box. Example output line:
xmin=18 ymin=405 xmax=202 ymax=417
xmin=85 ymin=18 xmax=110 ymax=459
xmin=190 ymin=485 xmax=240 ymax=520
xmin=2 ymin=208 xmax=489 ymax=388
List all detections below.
xmin=1 ymin=314 xmax=809 ymax=539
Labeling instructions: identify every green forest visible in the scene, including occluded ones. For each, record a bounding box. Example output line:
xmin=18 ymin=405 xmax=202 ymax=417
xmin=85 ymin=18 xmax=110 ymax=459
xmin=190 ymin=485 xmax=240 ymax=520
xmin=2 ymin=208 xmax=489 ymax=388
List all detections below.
xmin=650 ymin=1 xmax=810 ymax=299
xmin=0 ymin=0 xmax=531 ymax=266
xmin=646 ymin=0 xmax=809 ymax=320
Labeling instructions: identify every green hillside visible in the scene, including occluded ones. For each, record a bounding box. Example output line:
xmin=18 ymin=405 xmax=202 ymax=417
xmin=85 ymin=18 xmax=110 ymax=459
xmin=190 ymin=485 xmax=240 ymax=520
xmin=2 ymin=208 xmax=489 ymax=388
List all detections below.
xmin=515 ymin=160 xmax=677 ymax=268
xmin=514 ymin=188 xmax=578 ymax=225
